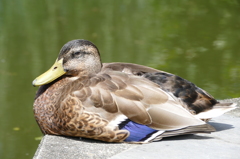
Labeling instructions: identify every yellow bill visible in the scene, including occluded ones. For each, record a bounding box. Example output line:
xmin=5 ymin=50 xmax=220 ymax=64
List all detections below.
xmin=32 ymin=58 xmax=66 ymax=86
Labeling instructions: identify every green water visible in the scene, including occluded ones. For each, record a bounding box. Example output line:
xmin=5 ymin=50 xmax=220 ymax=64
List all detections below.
xmin=0 ymin=0 xmax=239 ymax=158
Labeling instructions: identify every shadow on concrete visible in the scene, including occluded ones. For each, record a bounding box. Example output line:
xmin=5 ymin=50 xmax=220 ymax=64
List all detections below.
xmin=161 ymin=134 xmax=213 ymax=141
xmin=208 ymin=122 xmax=234 ymax=132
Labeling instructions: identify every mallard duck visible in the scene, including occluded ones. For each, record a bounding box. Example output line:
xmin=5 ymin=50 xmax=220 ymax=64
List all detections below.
xmin=33 ymin=39 xmax=236 ymax=143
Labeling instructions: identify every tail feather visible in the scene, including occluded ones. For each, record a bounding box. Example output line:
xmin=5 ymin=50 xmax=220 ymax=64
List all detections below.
xmin=156 ymin=123 xmax=215 ymax=140
xmin=194 ymin=102 xmax=237 ymax=120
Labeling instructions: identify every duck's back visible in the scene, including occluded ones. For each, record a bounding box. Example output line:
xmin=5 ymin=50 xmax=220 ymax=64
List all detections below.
xmin=102 ymin=62 xmax=234 ymax=115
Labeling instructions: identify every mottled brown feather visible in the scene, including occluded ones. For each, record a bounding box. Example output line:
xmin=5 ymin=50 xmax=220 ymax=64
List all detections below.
xmin=34 ymin=79 xmax=130 ymax=142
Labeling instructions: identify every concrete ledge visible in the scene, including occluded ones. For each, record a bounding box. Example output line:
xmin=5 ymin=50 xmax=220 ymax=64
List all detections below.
xmin=34 ymin=98 xmax=240 ymax=159
xmin=33 ymin=135 xmax=136 ymax=159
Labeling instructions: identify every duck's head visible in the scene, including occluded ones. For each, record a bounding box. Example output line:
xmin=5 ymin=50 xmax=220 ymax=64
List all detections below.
xmin=32 ymin=39 xmax=102 ymax=86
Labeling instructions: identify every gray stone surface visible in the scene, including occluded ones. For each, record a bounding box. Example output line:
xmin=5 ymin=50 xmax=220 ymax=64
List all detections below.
xmin=34 ymin=98 xmax=240 ymax=159
xmin=34 ymin=135 xmax=137 ymax=159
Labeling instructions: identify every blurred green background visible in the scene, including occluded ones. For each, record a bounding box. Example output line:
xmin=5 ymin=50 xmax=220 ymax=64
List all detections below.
xmin=0 ymin=0 xmax=239 ymax=158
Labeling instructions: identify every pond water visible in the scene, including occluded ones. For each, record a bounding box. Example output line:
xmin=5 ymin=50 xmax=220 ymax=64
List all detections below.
xmin=0 ymin=0 xmax=239 ymax=158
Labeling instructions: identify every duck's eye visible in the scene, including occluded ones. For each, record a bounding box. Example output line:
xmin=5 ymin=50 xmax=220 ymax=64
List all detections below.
xmin=71 ymin=51 xmax=82 ymax=58
xmin=72 ymin=51 xmax=89 ymax=58
xmin=72 ymin=51 xmax=89 ymax=57
xmin=73 ymin=51 xmax=81 ymax=56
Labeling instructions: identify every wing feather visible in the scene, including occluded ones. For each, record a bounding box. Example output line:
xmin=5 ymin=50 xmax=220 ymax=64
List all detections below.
xmin=114 ymin=85 xmax=143 ymax=101
xmin=148 ymin=101 xmax=205 ymax=130
xmin=114 ymin=95 xmax=151 ymax=125
xmin=71 ymin=71 xmax=207 ymax=132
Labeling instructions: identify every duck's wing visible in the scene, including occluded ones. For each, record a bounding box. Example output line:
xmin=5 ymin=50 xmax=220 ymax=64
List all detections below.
xmin=102 ymin=63 xmax=236 ymax=115
xmin=53 ymin=71 xmax=215 ymax=143
xmin=70 ymin=71 xmax=213 ymax=131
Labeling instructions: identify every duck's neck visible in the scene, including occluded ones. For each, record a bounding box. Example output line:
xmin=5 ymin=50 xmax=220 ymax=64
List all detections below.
xmin=34 ymin=77 xmax=65 ymax=99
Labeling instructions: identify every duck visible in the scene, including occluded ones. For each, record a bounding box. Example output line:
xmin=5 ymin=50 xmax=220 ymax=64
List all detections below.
xmin=32 ymin=39 xmax=236 ymax=143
